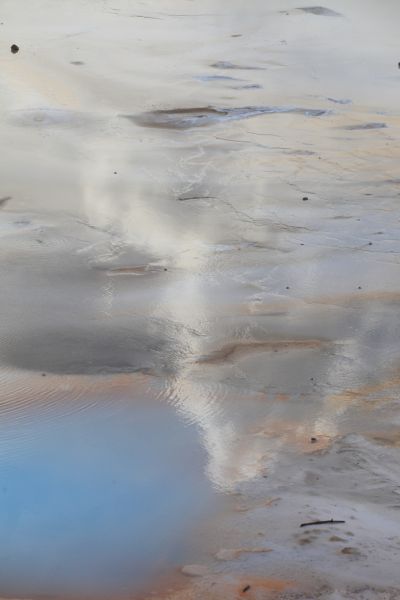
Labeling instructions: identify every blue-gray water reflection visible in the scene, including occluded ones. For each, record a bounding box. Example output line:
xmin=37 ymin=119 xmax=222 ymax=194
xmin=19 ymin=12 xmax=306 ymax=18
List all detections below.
xmin=0 ymin=394 xmax=213 ymax=597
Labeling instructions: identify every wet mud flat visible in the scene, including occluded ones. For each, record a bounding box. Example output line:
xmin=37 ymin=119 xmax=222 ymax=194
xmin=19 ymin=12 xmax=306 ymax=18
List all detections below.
xmin=1 ymin=0 xmax=400 ymax=598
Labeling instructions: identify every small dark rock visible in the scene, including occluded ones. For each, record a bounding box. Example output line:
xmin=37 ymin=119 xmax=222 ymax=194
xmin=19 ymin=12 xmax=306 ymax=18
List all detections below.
xmin=297 ymin=7 xmax=342 ymax=17
xmin=242 ymin=585 xmax=251 ymax=593
xmin=41 ymin=373 xmax=46 ymax=377
xmin=302 ymin=196 xmax=309 ymax=201
xmin=368 ymin=242 xmax=372 ymax=246
xmin=164 ymin=268 xmax=168 ymax=271
xmin=310 ymin=437 xmax=317 ymax=443
xmin=344 ymin=122 xmax=386 ymax=131
xmin=11 ymin=44 xmax=19 ymax=54
xmin=0 ymin=196 xmax=12 ymax=207
xmin=357 ymin=286 xmax=362 ymax=290
xmin=286 ymin=286 xmax=290 ymax=289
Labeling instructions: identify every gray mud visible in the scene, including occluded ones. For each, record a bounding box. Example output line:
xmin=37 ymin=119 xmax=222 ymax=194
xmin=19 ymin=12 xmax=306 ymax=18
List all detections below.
xmin=128 ymin=106 xmax=328 ymax=129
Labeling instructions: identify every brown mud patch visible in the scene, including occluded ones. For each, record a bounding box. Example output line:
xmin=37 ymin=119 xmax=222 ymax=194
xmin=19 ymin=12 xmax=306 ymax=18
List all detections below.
xmin=328 ymin=373 xmax=400 ymax=409
xmin=197 ymin=339 xmax=329 ymax=364
xmin=126 ymin=106 xmax=328 ymax=130
xmin=138 ymin=575 xmax=296 ymax=600
xmin=254 ymin=418 xmax=335 ymax=453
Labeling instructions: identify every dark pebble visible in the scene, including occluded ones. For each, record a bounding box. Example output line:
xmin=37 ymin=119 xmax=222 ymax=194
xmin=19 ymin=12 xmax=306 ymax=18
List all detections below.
xmin=242 ymin=585 xmax=251 ymax=593
xmin=11 ymin=44 xmax=19 ymax=54
xmin=302 ymin=196 xmax=308 ymax=201
xmin=286 ymin=286 xmax=290 ymax=289
xmin=357 ymin=286 xmax=362 ymax=290
xmin=41 ymin=373 xmax=46 ymax=377
xmin=310 ymin=437 xmax=317 ymax=443
xmin=368 ymin=242 xmax=372 ymax=245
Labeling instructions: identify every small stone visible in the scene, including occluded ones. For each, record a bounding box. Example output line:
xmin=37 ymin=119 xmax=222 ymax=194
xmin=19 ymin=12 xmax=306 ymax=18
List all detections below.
xmin=286 ymin=286 xmax=290 ymax=290
xmin=341 ymin=546 xmax=360 ymax=555
xmin=181 ymin=564 xmax=208 ymax=577
xmin=357 ymin=286 xmax=362 ymax=290
xmin=310 ymin=437 xmax=317 ymax=443
xmin=11 ymin=44 xmax=19 ymax=54
xmin=242 ymin=585 xmax=251 ymax=593
xmin=302 ymin=196 xmax=308 ymax=201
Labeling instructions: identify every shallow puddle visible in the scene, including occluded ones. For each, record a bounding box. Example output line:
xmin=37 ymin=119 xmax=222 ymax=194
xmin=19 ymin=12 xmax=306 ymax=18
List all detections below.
xmin=0 ymin=380 xmax=213 ymax=598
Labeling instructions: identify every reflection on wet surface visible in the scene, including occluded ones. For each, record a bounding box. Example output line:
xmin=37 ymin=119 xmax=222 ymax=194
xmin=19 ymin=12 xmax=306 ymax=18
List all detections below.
xmin=1 ymin=0 xmax=400 ymax=597
xmin=2 ymin=321 xmax=186 ymax=375
xmin=0 ymin=382 xmax=212 ymax=597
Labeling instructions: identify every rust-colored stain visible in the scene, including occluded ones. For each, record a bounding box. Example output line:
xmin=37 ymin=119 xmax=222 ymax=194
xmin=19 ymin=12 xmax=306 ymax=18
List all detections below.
xmin=197 ymin=339 xmax=328 ymax=364
xmin=365 ymin=430 xmax=400 ymax=447
xmin=328 ymin=373 xmax=400 ymax=409
xmin=264 ymin=497 xmax=281 ymax=507
xmin=254 ymin=418 xmax=334 ymax=453
xmin=238 ymin=577 xmax=294 ymax=597
xmin=237 ymin=290 xmax=400 ymax=317
xmin=132 ymin=571 xmax=192 ymax=600
xmin=275 ymin=393 xmax=289 ymax=402
xmin=140 ymin=575 xmax=295 ymax=600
